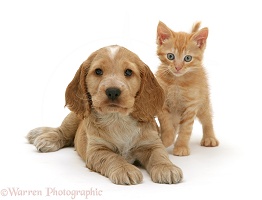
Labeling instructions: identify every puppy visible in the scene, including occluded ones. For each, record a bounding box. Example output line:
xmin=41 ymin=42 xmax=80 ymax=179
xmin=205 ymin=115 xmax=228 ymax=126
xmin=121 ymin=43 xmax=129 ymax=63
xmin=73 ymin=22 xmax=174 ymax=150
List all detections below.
xmin=27 ymin=45 xmax=183 ymax=185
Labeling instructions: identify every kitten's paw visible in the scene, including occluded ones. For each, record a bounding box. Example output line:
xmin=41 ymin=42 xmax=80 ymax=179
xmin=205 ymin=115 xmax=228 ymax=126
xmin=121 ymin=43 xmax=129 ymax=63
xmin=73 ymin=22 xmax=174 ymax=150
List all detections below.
xmin=109 ymin=164 xmax=143 ymax=185
xmin=173 ymin=146 xmax=190 ymax=156
xmin=201 ymin=137 xmax=219 ymax=147
xmin=161 ymin=131 xmax=174 ymax=147
xmin=150 ymin=164 xmax=183 ymax=184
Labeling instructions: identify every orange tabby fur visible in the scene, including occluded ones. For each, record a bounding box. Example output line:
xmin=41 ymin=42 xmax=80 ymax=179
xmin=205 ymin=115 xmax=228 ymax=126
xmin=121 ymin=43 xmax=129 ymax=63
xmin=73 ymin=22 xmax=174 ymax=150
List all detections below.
xmin=155 ymin=21 xmax=219 ymax=156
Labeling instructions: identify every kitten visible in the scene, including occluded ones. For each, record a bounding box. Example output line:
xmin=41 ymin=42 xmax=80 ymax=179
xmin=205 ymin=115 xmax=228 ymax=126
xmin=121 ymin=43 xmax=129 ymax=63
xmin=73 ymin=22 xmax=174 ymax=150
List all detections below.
xmin=155 ymin=21 xmax=219 ymax=156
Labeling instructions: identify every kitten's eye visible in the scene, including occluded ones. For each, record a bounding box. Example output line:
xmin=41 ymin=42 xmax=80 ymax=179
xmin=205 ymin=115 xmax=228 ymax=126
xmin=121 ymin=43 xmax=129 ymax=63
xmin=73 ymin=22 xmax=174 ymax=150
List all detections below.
xmin=167 ymin=53 xmax=175 ymax=60
xmin=184 ymin=55 xmax=192 ymax=62
xmin=124 ymin=69 xmax=133 ymax=77
xmin=95 ymin=68 xmax=103 ymax=76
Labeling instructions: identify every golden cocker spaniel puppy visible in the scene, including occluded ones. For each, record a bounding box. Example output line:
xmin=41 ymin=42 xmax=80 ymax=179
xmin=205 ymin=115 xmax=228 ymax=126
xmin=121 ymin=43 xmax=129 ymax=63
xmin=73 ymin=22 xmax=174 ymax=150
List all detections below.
xmin=27 ymin=45 xmax=183 ymax=185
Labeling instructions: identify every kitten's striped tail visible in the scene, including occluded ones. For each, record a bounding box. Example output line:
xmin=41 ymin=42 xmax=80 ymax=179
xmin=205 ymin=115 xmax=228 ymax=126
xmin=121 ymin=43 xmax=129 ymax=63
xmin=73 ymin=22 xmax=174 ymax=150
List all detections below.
xmin=191 ymin=22 xmax=201 ymax=33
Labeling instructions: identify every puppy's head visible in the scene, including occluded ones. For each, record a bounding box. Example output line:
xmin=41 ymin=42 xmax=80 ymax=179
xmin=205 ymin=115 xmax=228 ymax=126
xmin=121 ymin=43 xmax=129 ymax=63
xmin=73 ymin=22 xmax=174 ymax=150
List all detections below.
xmin=65 ymin=45 xmax=164 ymax=122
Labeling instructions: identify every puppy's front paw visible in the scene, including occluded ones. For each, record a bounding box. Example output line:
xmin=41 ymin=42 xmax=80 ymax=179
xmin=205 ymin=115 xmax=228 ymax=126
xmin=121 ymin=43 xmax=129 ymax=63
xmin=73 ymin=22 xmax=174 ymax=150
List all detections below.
xmin=27 ymin=127 xmax=46 ymax=144
xmin=33 ymin=132 xmax=63 ymax=152
xmin=150 ymin=164 xmax=183 ymax=184
xmin=27 ymin=127 xmax=68 ymax=152
xmin=109 ymin=164 xmax=143 ymax=185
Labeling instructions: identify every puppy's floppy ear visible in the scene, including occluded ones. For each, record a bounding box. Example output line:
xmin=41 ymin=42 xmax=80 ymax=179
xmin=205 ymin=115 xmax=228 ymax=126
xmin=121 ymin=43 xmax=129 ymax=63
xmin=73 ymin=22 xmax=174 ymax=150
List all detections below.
xmin=65 ymin=51 xmax=97 ymax=119
xmin=131 ymin=61 xmax=165 ymax=122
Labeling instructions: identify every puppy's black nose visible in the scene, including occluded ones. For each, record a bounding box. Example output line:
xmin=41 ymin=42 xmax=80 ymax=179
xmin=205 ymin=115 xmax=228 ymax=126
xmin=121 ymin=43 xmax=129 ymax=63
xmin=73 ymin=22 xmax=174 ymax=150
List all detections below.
xmin=106 ymin=88 xmax=121 ymax=101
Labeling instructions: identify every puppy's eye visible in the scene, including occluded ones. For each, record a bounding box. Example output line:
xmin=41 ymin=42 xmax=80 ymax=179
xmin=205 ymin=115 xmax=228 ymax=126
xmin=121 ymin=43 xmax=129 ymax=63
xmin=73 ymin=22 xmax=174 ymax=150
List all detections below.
xmin=124 ymin=69 xmax=133 ymax=77
xmin=95 ymin=68 xmax=103 ymax=76
xmin=167 ymin=53 xmax=175 ymax=60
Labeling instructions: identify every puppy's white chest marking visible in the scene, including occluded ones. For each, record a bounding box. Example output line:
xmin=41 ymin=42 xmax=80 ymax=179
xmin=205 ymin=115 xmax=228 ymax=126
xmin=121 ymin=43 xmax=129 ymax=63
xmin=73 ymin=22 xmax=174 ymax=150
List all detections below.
xmin=95 ymin=113 xmax=140 ymax=163
xmin=106 ymin=45 xmax=120 ymax=60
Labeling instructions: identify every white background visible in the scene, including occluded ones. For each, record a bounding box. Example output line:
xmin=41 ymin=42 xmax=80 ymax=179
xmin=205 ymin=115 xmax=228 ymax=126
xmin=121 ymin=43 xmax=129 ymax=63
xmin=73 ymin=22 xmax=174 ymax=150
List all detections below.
xmin=1 ymin=0 xmax=262 ymax=199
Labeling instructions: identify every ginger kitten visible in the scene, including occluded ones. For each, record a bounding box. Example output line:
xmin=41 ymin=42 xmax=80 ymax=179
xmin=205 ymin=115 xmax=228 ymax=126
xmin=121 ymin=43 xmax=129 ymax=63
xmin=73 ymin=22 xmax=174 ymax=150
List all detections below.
xmin=155 ymin=21 xmax=219 ymax=156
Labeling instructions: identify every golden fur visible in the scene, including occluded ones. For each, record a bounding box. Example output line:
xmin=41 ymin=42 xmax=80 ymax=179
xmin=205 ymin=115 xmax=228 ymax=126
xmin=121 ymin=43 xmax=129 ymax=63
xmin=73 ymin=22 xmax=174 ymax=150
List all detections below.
xmin=155 ymin=21 xmax=219 ymax=156
xmin=27 ymin=45 xmax=183 ymax=185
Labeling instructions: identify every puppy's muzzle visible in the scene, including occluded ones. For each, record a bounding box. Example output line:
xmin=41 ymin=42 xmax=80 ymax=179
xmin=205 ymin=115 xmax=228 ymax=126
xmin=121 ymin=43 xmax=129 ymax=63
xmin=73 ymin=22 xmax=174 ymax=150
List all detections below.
xmin=106 ymin=87 xmax=121 ymax=101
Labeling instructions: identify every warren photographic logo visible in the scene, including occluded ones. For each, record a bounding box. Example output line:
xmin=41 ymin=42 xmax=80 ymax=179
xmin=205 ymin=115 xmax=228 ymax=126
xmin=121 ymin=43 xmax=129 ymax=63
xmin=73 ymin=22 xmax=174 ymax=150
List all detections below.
xmin=1 ymin=187 xmax=103 ymax=199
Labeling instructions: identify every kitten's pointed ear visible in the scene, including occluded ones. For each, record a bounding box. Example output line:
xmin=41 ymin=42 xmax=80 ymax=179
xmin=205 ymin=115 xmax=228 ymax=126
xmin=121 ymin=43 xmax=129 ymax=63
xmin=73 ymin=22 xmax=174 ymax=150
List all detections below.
xmin=192 ymin=27 xmax=208 ymax=49
xmin=157 ymin=21 xmax=172 ymax=45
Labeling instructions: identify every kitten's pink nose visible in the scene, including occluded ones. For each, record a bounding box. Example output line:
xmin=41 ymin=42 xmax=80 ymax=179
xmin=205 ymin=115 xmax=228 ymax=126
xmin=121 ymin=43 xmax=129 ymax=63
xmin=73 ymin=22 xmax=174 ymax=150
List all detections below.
xmin=175 ymin=66 xmax=182 ymax=71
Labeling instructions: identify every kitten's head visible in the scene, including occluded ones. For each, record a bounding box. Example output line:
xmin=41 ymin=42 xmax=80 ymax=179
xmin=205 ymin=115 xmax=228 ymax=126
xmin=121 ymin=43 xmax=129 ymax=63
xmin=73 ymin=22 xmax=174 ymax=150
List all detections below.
xmin=157 ymin=21 xmax=208 ymax=77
